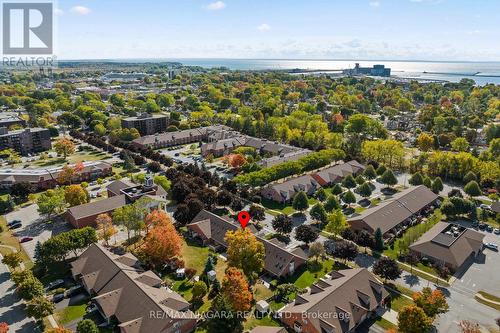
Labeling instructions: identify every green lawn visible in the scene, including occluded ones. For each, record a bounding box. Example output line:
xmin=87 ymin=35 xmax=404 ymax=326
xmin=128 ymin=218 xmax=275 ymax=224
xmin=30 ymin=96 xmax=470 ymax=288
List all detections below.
xmin=389 ymin=290 xmax=414 ymax=312
xmin=55 ymin=298 xmax=89 ymax=324
xmin=31 ymin=149 xmax=110 ymax=168
xmin=285 ymin=259 xmax=339 ymax=289
xmin=253 ymin=283 xmax=273 ymax=301
xmin=0 ymin=216 xmax=33 ymax=269
xmin=261 ymin=198 xmax=296 ymax=215
xmin=244 ymin=314 xmax=280 ymax=330
xmin=181 ymin=239 xmax=210 ymax=273
xmin=375 ymin=317 xmax=397 ymax=330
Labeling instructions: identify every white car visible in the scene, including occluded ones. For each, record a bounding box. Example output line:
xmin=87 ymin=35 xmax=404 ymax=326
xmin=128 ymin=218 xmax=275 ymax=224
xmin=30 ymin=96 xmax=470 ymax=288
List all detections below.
xmin=493 ymin=228 xmax=500 ymax=235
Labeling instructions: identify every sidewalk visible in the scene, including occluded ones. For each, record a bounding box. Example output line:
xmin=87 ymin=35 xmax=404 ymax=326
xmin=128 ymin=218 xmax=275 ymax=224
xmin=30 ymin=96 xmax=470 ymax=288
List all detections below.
xmin=376 ymin=307 xmax=398 ymax=325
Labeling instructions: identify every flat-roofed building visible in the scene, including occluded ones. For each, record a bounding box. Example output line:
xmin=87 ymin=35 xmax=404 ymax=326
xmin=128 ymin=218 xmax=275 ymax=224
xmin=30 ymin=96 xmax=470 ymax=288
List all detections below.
xmin=0 ymin=127 xmax=51 ymax=155
xmin=409 ymin=222 xmax=484 ymax=270
xmin=121 ymin=113 xmax=169 ymax=135
xmin=0 ymin=112 xmax=26 ymax=128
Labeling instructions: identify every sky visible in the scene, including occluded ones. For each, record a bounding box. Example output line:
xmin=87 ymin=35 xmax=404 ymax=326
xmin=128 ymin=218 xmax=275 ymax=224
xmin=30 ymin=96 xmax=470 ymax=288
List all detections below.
xmin=54 ymin=0 xmax=500 ymax=61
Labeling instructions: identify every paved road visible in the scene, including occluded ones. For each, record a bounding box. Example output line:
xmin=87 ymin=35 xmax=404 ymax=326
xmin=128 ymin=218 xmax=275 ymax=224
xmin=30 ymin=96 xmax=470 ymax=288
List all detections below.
xmin=0 ymin=255 xmax=38 ymax=333
xmin=5 ymin=204 xmax=71 ymax=260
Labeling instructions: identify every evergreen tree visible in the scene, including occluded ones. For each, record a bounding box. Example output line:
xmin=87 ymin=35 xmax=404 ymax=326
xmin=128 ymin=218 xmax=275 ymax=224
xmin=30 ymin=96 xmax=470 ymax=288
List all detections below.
xmin=292 ymin=191 xmax=309 ymax=212
xmin=324 ymin=195 xmax=341 ymax=212
xmin=374 ymin=228 xmax=384 ymax=251
xmin=363 ymin=165 xmax=377 ymax=180
xmin=409 ymin=172 xmax=424 ymax=186
xmin=431 ymin=177 xmax=443 ymax=194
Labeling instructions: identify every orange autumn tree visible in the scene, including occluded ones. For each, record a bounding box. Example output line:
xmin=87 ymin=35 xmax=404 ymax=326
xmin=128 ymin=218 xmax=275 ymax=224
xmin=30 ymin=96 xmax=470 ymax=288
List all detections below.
xmin=221 ymin=267 xmax=253 ymax=312
xmin=96 ymin=213 xmax=116 ymax=246
xmin=229 ymin=154 xmax=246 ymax=168
xmin=412 ymin=287 xmax=449 ymax=318
xmin=142 ymin=212 xmax=182 ymax=265
xmin=144 ymin=209 xmax=171 ymax=233
xmin=225 ymin=228 xmax=264 ymax=279
xmin=54 ymin=137 xmax=75 ymax=160
xmin=0 ymin=322 xmax=8 ymax=333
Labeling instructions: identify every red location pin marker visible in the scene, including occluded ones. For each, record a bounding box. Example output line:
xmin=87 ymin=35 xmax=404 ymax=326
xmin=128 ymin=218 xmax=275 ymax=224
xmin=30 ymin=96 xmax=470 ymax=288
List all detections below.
xmin=237 ymin=211 xmax=250 ymax=229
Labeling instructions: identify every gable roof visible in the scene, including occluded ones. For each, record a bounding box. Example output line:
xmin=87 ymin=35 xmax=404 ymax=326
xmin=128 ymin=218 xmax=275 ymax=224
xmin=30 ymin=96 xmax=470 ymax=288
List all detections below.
xmin=73 ymin=244 xmax=196 ymax=333
xmin=278 ymin=268 xmax=388 ymax=333
xmin=409 ymin=222 xmax=485 ymax=268
xmin=347 ymin=186 xmax=438 ymax=234
xmin=187 ymin=210 xmax=307 ymax=276
xmin=312 ymin=160 xmax=365 ymax=185
xmin=67 ymin=194 xmax=127 ymax=220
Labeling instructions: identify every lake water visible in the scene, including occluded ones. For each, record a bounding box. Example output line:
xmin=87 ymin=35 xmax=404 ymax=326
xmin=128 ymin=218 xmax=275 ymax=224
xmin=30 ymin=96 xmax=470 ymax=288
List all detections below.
xmin=170 ymin=59 xmax=500 ymax=85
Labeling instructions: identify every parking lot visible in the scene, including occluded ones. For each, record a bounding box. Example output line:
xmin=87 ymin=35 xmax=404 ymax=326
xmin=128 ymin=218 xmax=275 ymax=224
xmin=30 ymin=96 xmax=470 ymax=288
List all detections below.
xmin=5 ymin=204 xmax=71 ymax=260
xmin=452 ymin=230 xmax=500 ymax=296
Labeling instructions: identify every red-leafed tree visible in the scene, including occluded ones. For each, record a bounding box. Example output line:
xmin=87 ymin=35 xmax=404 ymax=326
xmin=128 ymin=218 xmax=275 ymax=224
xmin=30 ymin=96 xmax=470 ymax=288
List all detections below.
xmin=221 ymin=267 xmax=253 ymax=312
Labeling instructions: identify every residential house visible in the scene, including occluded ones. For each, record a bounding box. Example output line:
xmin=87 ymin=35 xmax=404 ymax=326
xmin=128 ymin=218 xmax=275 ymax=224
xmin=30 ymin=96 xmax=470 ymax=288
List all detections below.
xmin=409 ymin=222 xmax=484 ymax=270
xmin=186 ymin=210 xmax=307 ymax=278
xmin=347 ymin=185 xmax=439 ymax=240
xmin=311 ymin=160 xmax=365 ymax=186
xmin=277 ymin=268 xmax=389 ymax=333
xmin=71 ymin=243 xmax=197 ymax=333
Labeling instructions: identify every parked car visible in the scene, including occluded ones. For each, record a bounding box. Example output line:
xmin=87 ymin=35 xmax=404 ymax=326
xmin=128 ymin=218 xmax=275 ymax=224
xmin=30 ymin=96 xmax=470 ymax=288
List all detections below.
xmin=478 ymin=223 xmax=487 ymax=230
xmin=9 ymin=223 xmax=22 ymax=230
xmin=86 ymin=303 xmax=98 ymax=313
xmin=484 ymin=243 xmax=498 ymax=251
xmin=65 ymin=285 xmax=83 ymax=297
xmin=494 ymin=228 xmax=500 ymax=235
xmin=7 ymin=219 xmax=21 ymax=227
xmin=479 ymin=204 xmax=491 ymax=210
xmin=20 ymin=237 xmax=33 ymax=243
xmin=53 ymin=293 xmax=65 ymax=303
xmin=486 ymin=225 xmax=494 ymax=232
xmin=46 ymin=279 xmax=64 ymax=290
xmin=174 ymin=152 xmax=180 ymax=157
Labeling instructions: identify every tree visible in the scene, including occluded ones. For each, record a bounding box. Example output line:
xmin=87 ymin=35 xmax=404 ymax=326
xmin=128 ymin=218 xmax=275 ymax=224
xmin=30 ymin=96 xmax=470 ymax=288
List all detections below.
xmin=315 ymin=188 xmax=327 ymax=202
xmin=374 ymin=228 xmax=384 ymax=251
xmin=173 ymin=204 xmax=191 ymax=226
xmin=463 ymin=171 xmax=477 ymax=184
xmin=295 ymin=225 xmax=319 ymax=245
xmin=357 ymin=182 xmax=372 ymax=198
xmin=142 ymin=215 xmax=182 ymax=266
xmin=249 ymin=205 xmax=265 ymax=221
xmin=363 ymin=165 xmax=377 ymax=180
xmin=53 ymin=137 xmax=75 ymax=159
xmin=325 ymin=209 xmax=348 ymax=238
xmin=417 ymin=132 xmax=434 ymax=152
xmin=96 ymin=213 xmax=116 ymax=246
xmin=409 ymin=172 xmax=424 ymax=186
xmin=76 ymin=319 xmax=98 ymax=333
xmin=0 ymin=323 xmax=8 ymax=333
xmin=64 ymin=184 xmax=89 ymax=207
xmin=206 ymin=295 xmax=242 ymax=333
xmin=397 ymin=305 xmax=433 ymax=333
xmin=310 ymin=203 xmax=327 ymax=223
xmin=113 ymin=202 xmax=147 ymax=242
xmin=342 ymin=175 xmax=357 ymax=189
xmin=25 ymin=295 xmax=54 ymax=321
xmin=376 ymin=164 xmax=387 ymax=176
xmin=11 ymin=182 xmax=33 ymax=199
xmin=94 ymin=123 xmax=106 ymax=136
xmin=292 ymin=191 xmax=309 ymax=212
xmin=1 ymin=252 xmax=22 ymax=270
xmin=309 ymin=241 xmax=325 ymax=262
xmin=225 ymin=229 xmax=265 ymax=278
xmin=216 ymin=189 xmax=233 ymax=207
xmin=373 ymin=257 xmax=401 ymax=282
xmin=228 ymin=154 xmax=246 ymax=168
xmin=37 ymin=188 xmax=66 ymax=219
xmin=324 ymin=195 xmax=340 ymax=212
xmin=423 ymin=176 xmax=432 ymax=189
xmin=342 ymin=190 xmax=356 ymax=207
xmin=431 ymin=177 xmax=443 ymax=194
xmin=451 ymin=137 xmax=470 ymax=152
xmin=412 ymin=287 xmax=449 ymax=318
xmin=17 ymin=273 xmax=44 ymax=300
xmin=221 ymin=267 xmax=253 ymax=312
xmin=333 ymin=240 xmax=358 ymax=263
xmin=331 ymin=183 xmax=343 ymax=195
xmin=380 ymin=169 xmax=398 ymax=188
xmin=272 ymin=214 xmax=293 ymax=235
xmin=192 ymin=281 xmax=208 ymax=302
xmin=464 ymin=180 xmax=481 ymax=198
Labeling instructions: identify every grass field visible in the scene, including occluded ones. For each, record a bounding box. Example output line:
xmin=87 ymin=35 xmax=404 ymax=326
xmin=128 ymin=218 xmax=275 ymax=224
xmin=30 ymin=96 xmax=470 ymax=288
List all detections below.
xmin=243 ymin=314 xmax=280 ymax=330
xmin=0 ymin=216 xmax=33 ymax=269
xmin=54 ymin=298 xmax=89 ymax=324
xmin=181 ymin=239 xmax=210 ymax=272
xmin=284 ymin=259 xmax=341 ymax=289
xmin=261 ymin=198 xmax=296 ymax=215
xmin=30 ymin=148 xmax=110 ymax=168
xmin=253 ymin=283 xmax=273 ymax=301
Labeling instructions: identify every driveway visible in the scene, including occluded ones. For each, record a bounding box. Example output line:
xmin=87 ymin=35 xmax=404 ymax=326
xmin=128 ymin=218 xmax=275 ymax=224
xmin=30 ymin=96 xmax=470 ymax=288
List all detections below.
xmin=0 ymin=255 xmax=38 ymax=333
xmin=5 ymin=204 xmax=71 ymax=260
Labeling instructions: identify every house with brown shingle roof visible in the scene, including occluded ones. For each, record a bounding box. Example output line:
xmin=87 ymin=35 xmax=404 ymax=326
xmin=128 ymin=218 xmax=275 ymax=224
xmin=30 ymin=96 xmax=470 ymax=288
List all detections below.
xmin=249 ymin=327 xmax=287 ymax=333
xmin=277 ymin=268 xmax=389 ymax=333
xmin=409 ymin=222 xmax=484 ymax=270
xmin=347 ymin=185 xmax=439 ymax=239
xmin=312 ymin=160 xmax=365 ymax=186
xmin=71 ymin=244 xmax=197 ymax=333
xmin=186 ymin=210 xmax=307 ymax=277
